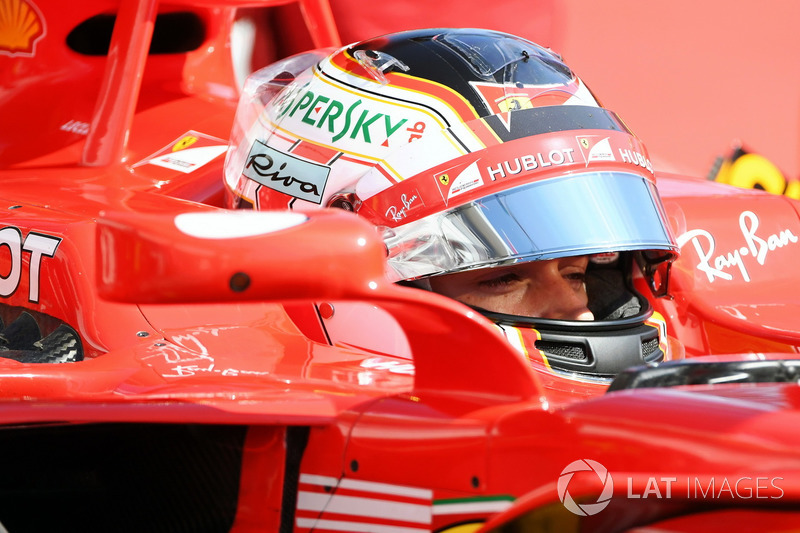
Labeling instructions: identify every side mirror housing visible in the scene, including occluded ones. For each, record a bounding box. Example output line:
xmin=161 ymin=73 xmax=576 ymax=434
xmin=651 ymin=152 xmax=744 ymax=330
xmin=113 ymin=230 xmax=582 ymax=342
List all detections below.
xmin=97 ymin=209 xmax=388 ymax=303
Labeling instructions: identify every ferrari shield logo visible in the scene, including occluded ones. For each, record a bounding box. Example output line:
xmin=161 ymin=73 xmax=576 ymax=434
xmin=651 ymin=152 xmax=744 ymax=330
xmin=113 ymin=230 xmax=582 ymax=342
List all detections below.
xmin=133 ymin=130 xmax=228 ymax=173
xmin=435 ymin=162 xmax=484 ymax=205
xmin=497 ymin=96 xmax=534 ymax=113
xmin=173 ymin=135 xmax=199 ymax=151
xmin=472 ymin=81 xmax=576 ymax=114
xmin=576 ymin=135 xmax=615 ymax=163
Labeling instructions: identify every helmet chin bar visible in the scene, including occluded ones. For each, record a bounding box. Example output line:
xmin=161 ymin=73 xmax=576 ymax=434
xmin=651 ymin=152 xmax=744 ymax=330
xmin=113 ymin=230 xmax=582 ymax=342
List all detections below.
xmin=477 ymin=296 xmax=664 ymax=380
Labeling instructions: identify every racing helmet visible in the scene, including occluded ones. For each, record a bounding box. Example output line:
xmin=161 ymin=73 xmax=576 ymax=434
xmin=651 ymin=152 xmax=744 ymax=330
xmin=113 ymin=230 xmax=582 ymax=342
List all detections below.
xmin=224 ymin=28 xmax=680 ymax=384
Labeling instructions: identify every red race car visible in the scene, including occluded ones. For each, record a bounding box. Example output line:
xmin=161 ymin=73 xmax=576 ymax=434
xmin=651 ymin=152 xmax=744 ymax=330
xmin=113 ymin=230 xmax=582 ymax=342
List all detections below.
xmin=3 ymin=0 xmax=800 ymax=531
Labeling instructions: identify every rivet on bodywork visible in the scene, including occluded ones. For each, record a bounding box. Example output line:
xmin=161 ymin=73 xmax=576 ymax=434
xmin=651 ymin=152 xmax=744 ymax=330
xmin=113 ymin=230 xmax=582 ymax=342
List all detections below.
xmin=318 ymin=302 xmax=335 ymax=319
xmin=229 ymin=272 xmax=251 ymax=292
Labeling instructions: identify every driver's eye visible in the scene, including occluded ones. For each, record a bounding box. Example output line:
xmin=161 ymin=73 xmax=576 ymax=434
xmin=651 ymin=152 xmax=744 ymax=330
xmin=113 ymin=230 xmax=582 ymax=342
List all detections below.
xmin=565 ymin=272 xmax=586 ymax=282
xmin=478 ymin=272 xmax=520 ymax=289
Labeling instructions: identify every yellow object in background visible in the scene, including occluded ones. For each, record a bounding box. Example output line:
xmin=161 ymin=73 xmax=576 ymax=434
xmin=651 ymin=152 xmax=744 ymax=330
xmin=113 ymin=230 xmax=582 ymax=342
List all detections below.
xmin=712 ymin=148 xmax=800 ymax=200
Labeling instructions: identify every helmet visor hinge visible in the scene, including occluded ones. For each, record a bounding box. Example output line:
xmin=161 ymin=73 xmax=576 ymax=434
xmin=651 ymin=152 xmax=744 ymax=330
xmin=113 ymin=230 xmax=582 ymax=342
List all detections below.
xmin=353 ymin=49 xmax=410 ymax=85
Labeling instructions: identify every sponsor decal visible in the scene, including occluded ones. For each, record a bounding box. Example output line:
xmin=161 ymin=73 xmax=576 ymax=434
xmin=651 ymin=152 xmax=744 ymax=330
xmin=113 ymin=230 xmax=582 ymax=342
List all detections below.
xmin=589 ymin=252 xmax=620 ymax=265
xmin=577 ymin=135 xmax=615 ymax=163
xmin=559 ymin=459 xmax=784 ymax=517
xmin=472 ymin=81 xmax=575 ymax=114
xmin=385 ymin=191 xmax=421 ymax=222
xmin=243 ymin=139 xmax=331 ymax=204
xmin=276 ymin=87 xmax=427 ymax=147
xmin=0 ymin=0 xmax=46 ymax=57
xmin=486 ymin=148 xmax=576 ymax=180
xmin=60 ymin=120 xmax=90 ymax=136
xmin=619 ymin=147 xmax=653 ymax=174
xmin=0 ymin=226 xmax=61 ymax=303
xmin=295 ymin=473 xmax=512 ymax=533
xmin=676 ymin=210 xmax=799 ymax=283
xmin=296 ymin=474 xmax=432 ymax=532
xmin=433 ymin=496 xmax=513 ymax=517
xmin=407 ymin=121 xmax=427 ymax=143
xmin=435 ymin=161 xmax=484 ymax=204
xmin=135 ymin=131 xmax=227 ymax=174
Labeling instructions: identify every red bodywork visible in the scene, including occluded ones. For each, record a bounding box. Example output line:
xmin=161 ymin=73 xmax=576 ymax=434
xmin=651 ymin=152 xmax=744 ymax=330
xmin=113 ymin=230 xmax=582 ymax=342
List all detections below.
xmin=3 ymin=1 xmax=800 ymax=531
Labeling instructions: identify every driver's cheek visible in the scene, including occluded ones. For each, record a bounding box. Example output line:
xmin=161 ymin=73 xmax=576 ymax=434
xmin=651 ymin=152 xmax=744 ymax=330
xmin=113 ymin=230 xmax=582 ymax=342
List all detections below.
xmin=526 ymin=278 xmax=594 ymax=321
xmin=478 ymin=290 xmax=532 ymax=316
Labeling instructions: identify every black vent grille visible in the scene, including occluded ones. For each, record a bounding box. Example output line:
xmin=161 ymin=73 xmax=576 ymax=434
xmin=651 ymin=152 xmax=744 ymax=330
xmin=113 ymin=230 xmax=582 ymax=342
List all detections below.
xmin=642 ymin=337 xmax=660 ymax=358
xmin=535 ymin=341 xmax=586 ymax=361
xmin=536 ymin=336 xmax=662 ymax=363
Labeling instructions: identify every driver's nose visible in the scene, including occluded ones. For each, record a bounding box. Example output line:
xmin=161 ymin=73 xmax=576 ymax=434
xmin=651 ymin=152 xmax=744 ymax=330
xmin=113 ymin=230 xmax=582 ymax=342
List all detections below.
xmin=519 ymin=256 xmax=594 ymax=321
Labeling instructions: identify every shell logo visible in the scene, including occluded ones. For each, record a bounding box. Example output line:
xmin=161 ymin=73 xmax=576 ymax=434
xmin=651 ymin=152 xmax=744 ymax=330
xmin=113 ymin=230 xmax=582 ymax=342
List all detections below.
xmin=0 ymin=0 xmax=46 ymax=58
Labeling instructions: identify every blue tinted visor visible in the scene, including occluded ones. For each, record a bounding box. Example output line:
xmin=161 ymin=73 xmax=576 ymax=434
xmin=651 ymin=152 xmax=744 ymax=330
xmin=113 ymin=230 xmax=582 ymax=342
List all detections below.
xmin=384 ymin=171 xmax=678 ymax=281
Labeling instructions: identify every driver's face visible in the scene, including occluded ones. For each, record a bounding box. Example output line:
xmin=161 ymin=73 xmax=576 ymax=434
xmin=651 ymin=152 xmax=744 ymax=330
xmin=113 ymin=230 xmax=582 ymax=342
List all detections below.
xmin=428 ymin=256 xmax=594 ymax=320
